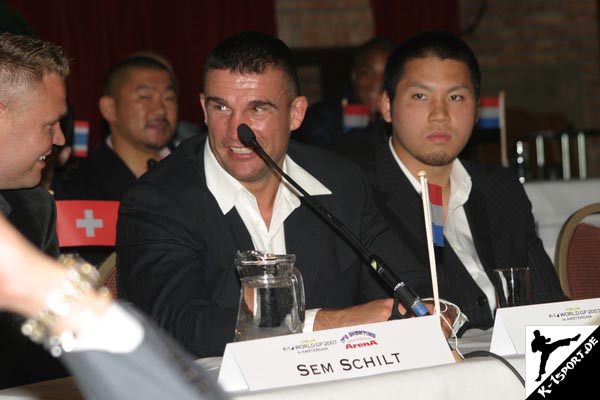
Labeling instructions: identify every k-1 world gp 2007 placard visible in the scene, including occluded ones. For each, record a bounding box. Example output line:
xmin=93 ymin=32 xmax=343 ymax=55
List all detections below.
xmin=219 ymin=316 xmax=454 ymax=392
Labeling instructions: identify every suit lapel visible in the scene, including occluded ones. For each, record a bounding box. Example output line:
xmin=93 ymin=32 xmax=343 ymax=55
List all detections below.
xmin=284 ymin=202 xmax=325 ymax=300
xmin=372 ymin=146 xmax=429 ymax=261
xmin=223 ymin=208 xmax=253 ymax=251
xmin=372 ymin=147 xmax=475 ymax=278
xmin=196 ymin=138 xmax=253 ymax=252
xmin=463 ymin=180 xmax=496 ymax=279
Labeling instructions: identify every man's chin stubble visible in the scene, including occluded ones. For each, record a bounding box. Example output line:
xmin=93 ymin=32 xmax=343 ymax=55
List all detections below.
xmin=416 ymin=152 xmax=455 ymax=167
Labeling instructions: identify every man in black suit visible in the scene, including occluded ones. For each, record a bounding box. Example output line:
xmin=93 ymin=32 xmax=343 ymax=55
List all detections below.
xmin=56 ymin=55 xmax=178 ymax=201
xmin=0 ymin=33 xmax=69 ymax=387
xmin=296 ymin=37 xmax=394 ymax=147
xmin=117 ymin=32 xmax=423 ymax=359
xmin=367 ymin=31 xmax=565 ymax=330
xmin=53 ymin=55 xmax=180 ymax=265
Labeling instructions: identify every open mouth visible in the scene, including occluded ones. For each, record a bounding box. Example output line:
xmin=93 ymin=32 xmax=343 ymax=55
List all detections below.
xmin=230 ymin=147 xmax=253 ymax=155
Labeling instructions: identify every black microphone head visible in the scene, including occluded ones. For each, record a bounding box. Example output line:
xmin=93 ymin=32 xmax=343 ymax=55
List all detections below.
xmin=237 ymin=124 xmax=256 ymax=147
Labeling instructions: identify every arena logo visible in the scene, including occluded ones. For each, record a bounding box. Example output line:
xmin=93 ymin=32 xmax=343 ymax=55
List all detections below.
xmin=340 ymin=330 xmax=378 ymax=350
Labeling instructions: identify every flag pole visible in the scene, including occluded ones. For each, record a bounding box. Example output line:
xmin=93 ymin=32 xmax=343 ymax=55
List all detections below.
xmin=418 ymin=171 xmax=440 ymax=317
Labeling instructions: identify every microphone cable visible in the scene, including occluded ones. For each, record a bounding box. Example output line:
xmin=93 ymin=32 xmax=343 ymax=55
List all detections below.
xmin=463 ymin=350 xmax=525 ymax=387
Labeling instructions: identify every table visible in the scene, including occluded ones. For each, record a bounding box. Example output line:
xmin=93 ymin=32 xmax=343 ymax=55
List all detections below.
xmin=0 ymin=329 xmax=524 ymax=400
xmin=524 ymin=178 xmax=600 ymax=260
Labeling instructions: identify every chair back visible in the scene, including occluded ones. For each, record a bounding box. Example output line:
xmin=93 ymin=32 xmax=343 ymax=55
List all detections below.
xmin=554 ymin=203 xmax=600 ymax=298
xmin=98 ymin=251 xmax=118 ymax=297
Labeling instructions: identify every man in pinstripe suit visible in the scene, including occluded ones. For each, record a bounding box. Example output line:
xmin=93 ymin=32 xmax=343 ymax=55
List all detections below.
xmin=0 ymin=32 xmax=69 ymax=388
xmin=367 ymin=31 xmax=565 ymax=331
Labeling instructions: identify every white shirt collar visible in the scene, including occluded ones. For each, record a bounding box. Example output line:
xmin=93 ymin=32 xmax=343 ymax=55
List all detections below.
xmin=204 ymin=141 xmax=331 ymax=215
xmin=448 ymin=158 xmax=472 ymax=210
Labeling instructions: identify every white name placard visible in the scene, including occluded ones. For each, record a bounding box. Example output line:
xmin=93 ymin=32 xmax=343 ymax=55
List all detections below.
xmin=490 ymin=298 xmax=600 ymax=355
xmin=218 ymin=316 xmax=454 ymax=392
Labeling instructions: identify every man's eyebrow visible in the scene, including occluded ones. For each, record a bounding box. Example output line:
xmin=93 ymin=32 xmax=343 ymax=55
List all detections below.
xmin=205 ymin=96 xmax=226 ymax=104
xmin=134 ymin=83 xmax=156 ymax=91
xmin=447 ymin=84 xmax=470 ymax=92
xmin=407 ymin=82 xmax=432 ymax=91
xmin=248 ymin=99 xmax=277 ymax=109
xmin=406 ymin=82 xmax=471 ymax=93
xmin=46 ymin=111 xmax=67 ymax=126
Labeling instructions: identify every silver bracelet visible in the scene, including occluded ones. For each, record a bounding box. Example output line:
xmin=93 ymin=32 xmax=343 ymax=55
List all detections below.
xmin=21 ymin=254 xmax=101 ymax=350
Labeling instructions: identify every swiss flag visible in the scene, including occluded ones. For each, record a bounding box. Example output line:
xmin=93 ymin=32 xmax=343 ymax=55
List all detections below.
xmin=55 ymin=200 xmax=119 ymax=247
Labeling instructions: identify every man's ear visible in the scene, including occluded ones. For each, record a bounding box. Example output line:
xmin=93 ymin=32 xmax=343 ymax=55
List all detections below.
xmin=381 ymin=91 xmax=392 ymax=123
xmin=99 ymin=96 xmax=116 ymax=122
xmin=0 ymin=102 xmax=7 ymax=136
xmin=199 ymin=93 xmax=208 ymax=125
xmin=289 ymin=95 xmax=308 ymax=131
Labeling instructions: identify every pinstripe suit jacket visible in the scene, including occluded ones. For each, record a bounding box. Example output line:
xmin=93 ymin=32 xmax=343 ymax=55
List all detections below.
xmin=366 ymin=145 xmax=566 ymax=329
xmin=0 ymin=187 xmax=67 ymax=388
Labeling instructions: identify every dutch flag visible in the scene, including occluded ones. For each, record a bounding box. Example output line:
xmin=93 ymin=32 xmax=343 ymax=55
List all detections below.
xmin=476 ymin=96 xmax=500 ymax=130
xmin=342 ymin=103 xmax=369 ymax=132
xmin=428 ymin=182 xmax=444 ymax=247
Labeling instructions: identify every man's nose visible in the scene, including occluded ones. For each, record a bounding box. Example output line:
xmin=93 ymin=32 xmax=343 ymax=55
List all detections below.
xmin=53 ymin=124 xmax=66 ymax=146
xmin=429 ymin=99 xmax=450 ymax=122
xmin=228 ymin=113 xmax=248 ymax=142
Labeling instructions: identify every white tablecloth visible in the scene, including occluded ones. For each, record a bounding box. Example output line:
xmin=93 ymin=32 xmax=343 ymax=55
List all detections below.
xmin=192 ymin=328 xmax=525 ymax=400
xmin=524 ymin=178 xmax=600 ymax=260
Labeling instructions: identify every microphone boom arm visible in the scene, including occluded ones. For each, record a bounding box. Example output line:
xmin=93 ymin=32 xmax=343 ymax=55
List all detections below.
xmin=237 ymin=124 xmax=429 ymax=319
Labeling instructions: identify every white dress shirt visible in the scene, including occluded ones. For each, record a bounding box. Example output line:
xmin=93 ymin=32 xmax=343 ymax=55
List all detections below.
xmin=389 ymin=140 xmax=496 ymax=317
xmin=204 ymin=142 xmax=332 ymax=331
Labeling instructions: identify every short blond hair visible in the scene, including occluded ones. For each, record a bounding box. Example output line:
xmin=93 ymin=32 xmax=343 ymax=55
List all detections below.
xmin=0 ymin=33 xmax=69 ymax=102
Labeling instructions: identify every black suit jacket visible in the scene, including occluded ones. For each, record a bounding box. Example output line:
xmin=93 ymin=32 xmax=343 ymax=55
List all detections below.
xmin=54 ymin=140 xmax=136 ymax=201
xmin=366 ymin=145 xmax=566 ymax=329
xmin=117 ymin=135 xmax=408 ymax=358
xmin=0 ymin=187 xmax=67 ymax=388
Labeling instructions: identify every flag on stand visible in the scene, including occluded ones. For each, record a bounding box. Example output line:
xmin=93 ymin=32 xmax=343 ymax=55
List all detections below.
xmin=428 ymin=183 xmax=444 ymax=247
xmin=55 ymin=200 xmax=119 ymax=247
xmin=73 ymin=120 xmax=89 ymax=158
xmin=342 ymin=103 xmax=369 ymax=132
xmin=476 ymin=96 xmax=500 ymax=129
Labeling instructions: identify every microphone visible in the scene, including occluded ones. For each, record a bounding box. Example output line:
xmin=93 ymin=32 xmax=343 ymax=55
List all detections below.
xmin=237 ymin=124 xmax=429 ymax=318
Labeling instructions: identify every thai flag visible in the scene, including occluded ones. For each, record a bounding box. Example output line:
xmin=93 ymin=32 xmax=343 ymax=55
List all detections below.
xmin=476 ymin=96 xmax=500 ymax=129
xmin=428 ymin=183 xmax=444 ymax=247
xmin=73 ymin=120 xmax=89 ymax=158
xmin=342 ymin=103 xmax=369 ymax=132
